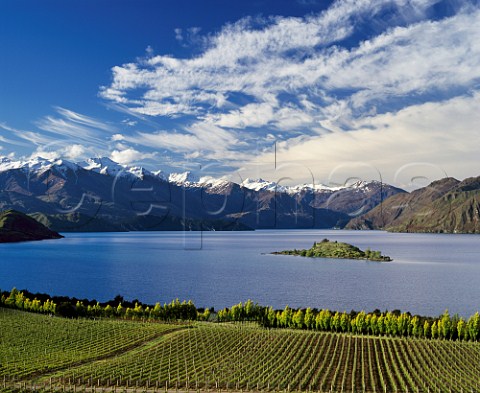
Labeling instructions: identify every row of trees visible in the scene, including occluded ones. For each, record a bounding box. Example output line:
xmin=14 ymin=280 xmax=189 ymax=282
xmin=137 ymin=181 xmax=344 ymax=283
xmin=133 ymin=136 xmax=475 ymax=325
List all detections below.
xmin=217 ymin=301 xmax=480 ymax=341
xmin=3 ymin=287 xmax=480 ymax=341
xmin=0 ymin=288 xmax=202 ymax=321
xmin=0 ymin=287 xmax=56 ymax=314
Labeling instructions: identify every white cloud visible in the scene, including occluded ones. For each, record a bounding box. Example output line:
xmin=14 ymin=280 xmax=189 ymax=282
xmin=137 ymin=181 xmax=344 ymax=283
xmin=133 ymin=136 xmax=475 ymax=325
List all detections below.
xmin=209 ymin=103 xmax=276 ymax=129
xmin=323 ymin=10 xmax=480 ymax=108
xmin=2 ymin=108 xmax=122 ymax=163
xmin=101 ymin=0 xmax=464 ymax=116
xmin=110 ymin=147 xmax=156 ymax=165
xmin=102 ymin=0 xmax=449 ymax=119
xmin=30 ymin=143 xmax=91 ymax=162
xmin=174 ymin=28 xmax=183 ymax=41
xmin=111 ymin=134 xmax=125 ymax=141
xmin=63 ymin=144 xmax=86 ymax=160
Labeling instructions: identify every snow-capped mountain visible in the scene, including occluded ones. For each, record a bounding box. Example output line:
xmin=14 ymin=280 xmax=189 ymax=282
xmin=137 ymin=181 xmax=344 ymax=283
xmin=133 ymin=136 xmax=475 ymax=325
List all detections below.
xmin=168 ymin=171 xmax=200 ymax=185
xmin=78 ymin=157 xmax=153 ymax=179
xmin=0 ymin=156 xmax=67 ymax=173
xmin=0 ymin=156 xmax=387 ymax=195
xmin=0 ymin=156 xmax=155 ymax=181
xmin=240 ymin=178 xmax=346 ymax=194
xmin=0 ymin=155 xmax=406 ymax=231
xmin=152 ymin=170 xmax=168 ymax=181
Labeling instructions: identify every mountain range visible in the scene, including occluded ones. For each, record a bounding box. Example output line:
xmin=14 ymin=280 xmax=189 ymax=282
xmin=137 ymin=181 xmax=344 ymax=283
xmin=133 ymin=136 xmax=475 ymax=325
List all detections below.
xmin=1 ymin=156 xmax=478 ymax=233
xmin=0 ymin=156 xmax=404 ymax=232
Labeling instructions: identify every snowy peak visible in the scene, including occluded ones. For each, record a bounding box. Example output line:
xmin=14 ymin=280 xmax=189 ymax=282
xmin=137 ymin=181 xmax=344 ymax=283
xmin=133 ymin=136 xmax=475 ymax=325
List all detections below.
xmin=0 ymin=156 xmax=78 ymax=174
xmin=198 ymin=176 xmax=232 ymax=189
xmin=78 ymin=157 xmax=152 ymax=179
xmin=168 ymin=171 xmax=200 ymax=185
xmin=344 ymin=180 xmax=384 ymax=193
xmin=78 ymin=157 xmax=125 ymax=176
xmin=241 ymin=178 xmax=287 ymax=192
xmin=152 ymin=170 xmax=168 ymax=181
xmin=166 ymin=172 xmax=233 ymax=190
xmin=240 ymin=178 xmax=347 ymax=194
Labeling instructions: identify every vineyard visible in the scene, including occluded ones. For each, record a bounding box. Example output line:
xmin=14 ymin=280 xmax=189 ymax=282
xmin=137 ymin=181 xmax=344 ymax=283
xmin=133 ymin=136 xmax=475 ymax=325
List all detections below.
xmin=0 ymin=308 xmax=182 ymax=381
xmin=2 ymin=309 xmax=480 ymax=392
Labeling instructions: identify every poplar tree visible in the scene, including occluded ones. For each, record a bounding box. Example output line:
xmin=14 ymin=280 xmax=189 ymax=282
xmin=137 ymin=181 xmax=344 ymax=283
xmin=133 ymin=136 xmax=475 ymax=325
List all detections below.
xmin=293 ymin=309 xmax=305 ymax=329
xmin=440 ymin=310 xmax=452 ymax=339
xmin=423 ymin=320 xmax=431 ymax=338
xmin=467 ymin=312 xmax=480 ymax=341
xmin=304 ymin=307 xmax=314 ymax=329
xmin=457 ymin=318 xmax=467 ymax=341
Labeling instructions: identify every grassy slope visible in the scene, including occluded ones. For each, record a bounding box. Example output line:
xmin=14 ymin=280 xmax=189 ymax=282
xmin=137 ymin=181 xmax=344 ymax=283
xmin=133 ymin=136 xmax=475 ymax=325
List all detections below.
xmin=2 ymin=309 xmax=480 ymax=392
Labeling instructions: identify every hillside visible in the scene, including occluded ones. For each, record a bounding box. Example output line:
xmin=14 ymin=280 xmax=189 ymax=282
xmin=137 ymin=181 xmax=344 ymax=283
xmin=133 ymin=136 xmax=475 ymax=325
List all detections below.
xmin=0 ymin=209 xmax=63 ymax=242
xmin=347 ymin=176 xmax=480 ymax=233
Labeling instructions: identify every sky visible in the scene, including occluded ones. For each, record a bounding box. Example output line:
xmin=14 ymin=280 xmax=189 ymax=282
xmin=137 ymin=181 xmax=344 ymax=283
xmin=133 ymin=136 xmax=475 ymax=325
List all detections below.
xmin=1 ymin=0 xmax=480 ymax=190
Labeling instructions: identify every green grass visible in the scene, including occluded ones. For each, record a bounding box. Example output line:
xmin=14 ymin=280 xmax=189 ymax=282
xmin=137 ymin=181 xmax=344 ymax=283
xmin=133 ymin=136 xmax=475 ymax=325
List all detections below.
xmin=2 ymin=309 xmax=480 ymax=392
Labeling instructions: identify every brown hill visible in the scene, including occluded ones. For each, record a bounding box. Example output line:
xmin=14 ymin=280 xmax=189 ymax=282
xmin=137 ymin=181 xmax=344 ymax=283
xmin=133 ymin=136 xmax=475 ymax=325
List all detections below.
xmin=347 ymin=176 xmax=480 ymax=233
xmin=0 ymin=209 xmax=63 ymax=243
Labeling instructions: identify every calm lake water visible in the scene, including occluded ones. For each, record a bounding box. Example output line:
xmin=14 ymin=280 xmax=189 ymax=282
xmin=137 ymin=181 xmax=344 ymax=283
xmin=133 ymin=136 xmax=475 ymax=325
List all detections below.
xmin=1 ymin=230 xmax=479 ymax=317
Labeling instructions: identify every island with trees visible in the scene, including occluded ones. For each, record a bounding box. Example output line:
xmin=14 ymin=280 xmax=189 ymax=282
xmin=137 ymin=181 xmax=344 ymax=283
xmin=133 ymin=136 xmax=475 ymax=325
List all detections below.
xmin=272 ymin=238 xmax=392 ymax=261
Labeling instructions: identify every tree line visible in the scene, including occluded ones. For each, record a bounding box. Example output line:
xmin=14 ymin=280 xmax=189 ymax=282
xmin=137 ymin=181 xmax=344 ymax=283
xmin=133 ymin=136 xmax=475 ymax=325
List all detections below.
xmin=217 ymin=300 xmax=480 ymax=341
xmin=2 ymin=287 xmax=479 ymax=341
xmin=0 ymin=288 xmax=203 ymax=321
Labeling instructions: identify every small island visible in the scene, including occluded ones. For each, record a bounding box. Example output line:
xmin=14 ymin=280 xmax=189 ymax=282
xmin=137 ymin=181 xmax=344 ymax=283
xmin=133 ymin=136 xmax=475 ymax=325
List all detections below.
xmin=272 ymin=238 xmax=392 ymax=262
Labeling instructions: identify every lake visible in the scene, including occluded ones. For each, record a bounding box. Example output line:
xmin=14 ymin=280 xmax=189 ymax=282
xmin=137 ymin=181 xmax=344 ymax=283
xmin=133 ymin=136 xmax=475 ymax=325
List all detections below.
xmin=1 ymin=230 xmax=479 ymax=317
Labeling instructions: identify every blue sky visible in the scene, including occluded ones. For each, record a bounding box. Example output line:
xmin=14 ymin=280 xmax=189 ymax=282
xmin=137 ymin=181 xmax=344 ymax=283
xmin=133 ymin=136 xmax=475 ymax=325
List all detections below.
xmin=1 ymin=0 xmax=479 ymax=188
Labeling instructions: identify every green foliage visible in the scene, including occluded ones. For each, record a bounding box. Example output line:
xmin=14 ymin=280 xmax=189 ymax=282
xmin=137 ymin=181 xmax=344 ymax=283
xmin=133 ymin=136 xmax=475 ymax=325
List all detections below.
xmin=215 ymin=300 xmax=480 ymax=344
xmin=0 ymin=287 xmax=197 ymax=322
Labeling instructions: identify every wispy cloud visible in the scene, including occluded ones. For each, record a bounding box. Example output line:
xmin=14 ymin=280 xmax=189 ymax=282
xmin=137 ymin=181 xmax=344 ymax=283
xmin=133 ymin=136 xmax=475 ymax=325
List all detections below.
xmin=173 ymin=27 xmax=203 ymax=47
xmin=0 ymin=123 xmax=47 ymax=146
xmin=100 ymin=0 xmax=457 ymax=120
xmin=36 ymin=107 xmax=117 ymax=144
xmin=29 ymin=107 xmax=123 ymax=160
xmin=96 ymin=0 xmax=480 ymax=179
xmin=126 ymin=122 xmax=247 ymax=161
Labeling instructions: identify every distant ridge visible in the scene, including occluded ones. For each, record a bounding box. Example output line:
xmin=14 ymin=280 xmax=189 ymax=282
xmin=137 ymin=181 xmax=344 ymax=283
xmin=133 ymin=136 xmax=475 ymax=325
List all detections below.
xmin=0 ymin=209 xmax=63 ymax=243
xmin=347 ymin=176 xmax=480 ymax=233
